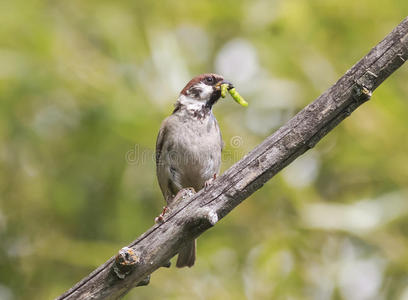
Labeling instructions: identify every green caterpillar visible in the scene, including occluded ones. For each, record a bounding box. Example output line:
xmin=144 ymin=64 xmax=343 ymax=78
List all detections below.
xmin=221 ymin=83 xmax=228 ymax=98
xmin=220 ymin=84 xmax=248 ymax=107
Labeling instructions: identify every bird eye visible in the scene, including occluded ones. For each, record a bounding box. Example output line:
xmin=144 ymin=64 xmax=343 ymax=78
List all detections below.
xmin=205 ymin=76 xmax=214 ymax=84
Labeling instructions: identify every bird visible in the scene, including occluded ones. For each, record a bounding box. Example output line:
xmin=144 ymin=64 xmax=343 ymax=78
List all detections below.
xmin=155 ymin=73 xmax=231 ymax=268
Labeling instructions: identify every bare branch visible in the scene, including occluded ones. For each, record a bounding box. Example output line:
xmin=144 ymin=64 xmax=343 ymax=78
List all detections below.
xmin=56 ymin=17 xmax=408 ymax=300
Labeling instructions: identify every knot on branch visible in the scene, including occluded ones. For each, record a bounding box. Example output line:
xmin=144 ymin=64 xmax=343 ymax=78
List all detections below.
xmin=182 ymin=207 xmax=219 ymax=236
xmin=353 ymin=71 xmax=377 ymax=103
xmin=196 ymin=207 xmax=219 ymax=226
xmin=113 ymin=247 xmax=140 ymax=279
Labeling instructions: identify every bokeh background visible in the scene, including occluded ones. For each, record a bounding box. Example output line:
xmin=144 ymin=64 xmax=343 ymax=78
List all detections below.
xmin=1 ymin=0 xmax=408 ymax=299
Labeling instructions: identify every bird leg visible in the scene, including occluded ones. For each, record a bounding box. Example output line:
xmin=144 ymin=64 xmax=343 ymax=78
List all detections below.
xmin=155 ymin=188 xmax=196 ymax=224
xmin=154 ymin=206 xmax=168 ymax=224
xmin=204 ymin=173 xmax=217 ymax=190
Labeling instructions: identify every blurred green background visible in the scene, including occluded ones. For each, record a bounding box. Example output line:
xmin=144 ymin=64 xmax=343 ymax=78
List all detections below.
xmin=1 ymin=0 xmax=408 ymax=299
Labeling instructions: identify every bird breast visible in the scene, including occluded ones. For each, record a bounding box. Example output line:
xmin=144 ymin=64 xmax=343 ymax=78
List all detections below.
xmin=164 ymin=113 xmax=222 ymax=191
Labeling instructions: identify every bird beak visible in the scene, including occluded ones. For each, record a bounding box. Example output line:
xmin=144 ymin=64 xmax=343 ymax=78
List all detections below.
xmin=215 ymin=80 xmax=234 ymax=90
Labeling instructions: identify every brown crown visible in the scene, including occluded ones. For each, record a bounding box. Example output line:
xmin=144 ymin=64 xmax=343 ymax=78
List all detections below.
xmin=180 ymin=73 xmax=224 ymax=95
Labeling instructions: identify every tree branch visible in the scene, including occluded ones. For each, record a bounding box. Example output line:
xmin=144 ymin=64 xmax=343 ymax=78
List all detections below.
xmin=56 ymin=17 xmax=408 ymax=300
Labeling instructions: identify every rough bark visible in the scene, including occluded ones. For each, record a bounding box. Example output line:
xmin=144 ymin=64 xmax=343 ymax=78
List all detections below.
xmin=56 ymin=17 xmax=408 ymax=300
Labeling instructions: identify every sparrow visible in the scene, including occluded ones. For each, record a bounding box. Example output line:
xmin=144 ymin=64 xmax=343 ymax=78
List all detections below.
xmin=155 ymin=73 xmax=231 ymax=268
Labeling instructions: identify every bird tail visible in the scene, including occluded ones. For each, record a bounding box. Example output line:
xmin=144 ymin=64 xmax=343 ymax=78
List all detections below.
xmin=176 ymin=240 xmax=196 ymax=268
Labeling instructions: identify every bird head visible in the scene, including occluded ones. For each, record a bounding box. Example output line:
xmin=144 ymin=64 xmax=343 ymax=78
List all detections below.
xmin=177 ymin=73 xmax=232 ymax=110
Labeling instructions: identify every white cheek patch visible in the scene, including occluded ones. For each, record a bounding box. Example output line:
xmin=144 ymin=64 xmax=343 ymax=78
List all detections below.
xmin=195 ymin=82 xmax=213 ymax=100
xmin=178 ymin=82 xmax=215 ymax=111
xmin=178 ymin=94 xmax=205 ymax=111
